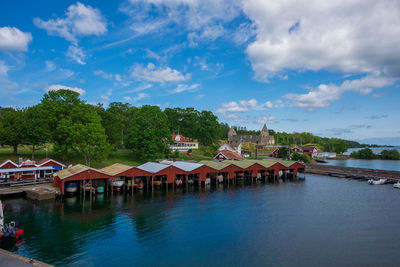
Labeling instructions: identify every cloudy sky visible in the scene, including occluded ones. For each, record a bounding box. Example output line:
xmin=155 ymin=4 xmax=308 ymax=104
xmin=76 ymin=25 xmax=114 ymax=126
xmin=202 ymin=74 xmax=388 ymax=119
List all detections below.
xmin=1 ymin=0 xmax=399 ymax=145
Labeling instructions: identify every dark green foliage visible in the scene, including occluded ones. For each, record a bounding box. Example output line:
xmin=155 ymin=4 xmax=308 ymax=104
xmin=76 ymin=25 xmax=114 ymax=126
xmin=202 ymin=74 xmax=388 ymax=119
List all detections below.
xmin=195 ymin=111 xmax=220 ymax=146
xmin=350 ymin=148 xmax=376 ymax=159
xmin=0 ymin=108 xmax=26 ymax=155
xmin=126 ymin=105 xmax=171 ymax=160
xmin=277 ymin=147 xmax=290 ymax=159
xmin=219 ymin=123 xmax=230 ymax=139
xmin=24 ymin=105 xmax=51 ymax=159
xmin=380 ymin=149 xmax=400 ymax=160
xmin=291 ymin=152 xmax=312 ymax=163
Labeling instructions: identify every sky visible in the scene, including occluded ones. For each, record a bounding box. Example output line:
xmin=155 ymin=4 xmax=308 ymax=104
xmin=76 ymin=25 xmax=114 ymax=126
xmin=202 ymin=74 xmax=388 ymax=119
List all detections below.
xmin=0 ymin=0 xmax=399 ymax=145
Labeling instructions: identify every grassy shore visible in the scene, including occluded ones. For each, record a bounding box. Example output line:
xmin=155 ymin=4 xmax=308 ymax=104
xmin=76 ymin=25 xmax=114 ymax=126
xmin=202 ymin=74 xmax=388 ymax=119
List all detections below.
xmin=0 ymin=145 xmax=214 ymax=168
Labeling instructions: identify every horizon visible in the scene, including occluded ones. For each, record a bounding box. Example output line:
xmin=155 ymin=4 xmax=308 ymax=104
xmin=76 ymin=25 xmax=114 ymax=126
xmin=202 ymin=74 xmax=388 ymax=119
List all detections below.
xmin=1 ymin=0 xmax=399 ymax=146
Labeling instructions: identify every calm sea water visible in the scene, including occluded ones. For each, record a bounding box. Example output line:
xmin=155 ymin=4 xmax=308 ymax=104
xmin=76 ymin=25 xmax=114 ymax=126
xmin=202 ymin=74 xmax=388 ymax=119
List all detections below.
xmin=2 ymin=175 xmax=400 ymax=267
xmin=323 ymin=159 xmax=400 ymax=171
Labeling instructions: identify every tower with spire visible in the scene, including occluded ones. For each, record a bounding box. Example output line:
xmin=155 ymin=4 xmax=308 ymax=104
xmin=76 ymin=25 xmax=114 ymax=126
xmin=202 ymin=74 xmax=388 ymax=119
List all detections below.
xmin=228 ymin=124 xmax=275 ymax=145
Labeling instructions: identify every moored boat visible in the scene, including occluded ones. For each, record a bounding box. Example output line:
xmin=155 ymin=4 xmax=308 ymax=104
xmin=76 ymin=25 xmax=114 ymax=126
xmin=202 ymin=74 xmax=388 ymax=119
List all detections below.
xmin=65 ymin=182 xmax=77 ymax=194
xmin=0 ymin=200 xmax=23 ymax=240
xmin=113 ymin=180 xmax=124 ymax=187
xmin=368 ymin=178 xmax=387 ymax=185
xmin=394 ymin=181 xmax=400 ymax=189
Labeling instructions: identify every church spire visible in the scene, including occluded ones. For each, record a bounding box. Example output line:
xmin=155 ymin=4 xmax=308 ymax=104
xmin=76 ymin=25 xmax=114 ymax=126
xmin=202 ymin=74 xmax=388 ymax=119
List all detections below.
xmin=262 ymin=124 xmax=268 ymax=133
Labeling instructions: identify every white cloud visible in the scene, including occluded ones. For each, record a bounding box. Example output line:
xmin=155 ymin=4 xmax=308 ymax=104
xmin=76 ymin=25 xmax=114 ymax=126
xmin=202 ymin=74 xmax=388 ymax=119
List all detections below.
xmin=124 ymin=93 xmax=149 ymax=102
xmin=170 ymin=83 xmax=200 ymax=94
xmin=0 ymin=61 xmax=9 ymax=76
xmin=216 ymin=98 xmax=266 ymax=114
xmin=124 ymin=83 xmax=153 ymax=93
xmin=45 ymin=84 xmax=85 ymax=95
xmin=94 ymin=70 xmax=113 ymax=79
xmin=66 ymin=45 xmax=86 ymax=65
xmin=256 ymin=115 xmax=276 ymax=124
xmin=101 ymin=89 xmax=112 ymax=101
xmin=242 ymin=0 xmax=400 ymax=81
xmin=115 ymin=74 xmax=122 ymax=82
xmin=264 ymin=100 xmax=284 ymax=109
xmin=122 ymin=0 xmax=241 ymax=43
xmin=284 ymin=75 xmax=395 ymax=111
xmin=0 ymin=27 xmax=32 ymax=51
xmin=34 ymin=2 xmax=107 ymax=43
xmin=131 ymin=63 xmax=190 ymax=83
xmin=45 ymin=61 xmax=56 ymax=72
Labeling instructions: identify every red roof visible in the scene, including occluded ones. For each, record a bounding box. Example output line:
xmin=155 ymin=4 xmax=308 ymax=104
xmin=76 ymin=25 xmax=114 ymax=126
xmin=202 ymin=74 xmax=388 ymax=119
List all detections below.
xmin=215 ymin=150 xmax=245 ymax=161
xmin=172 ymin=134 xmax=189 ymax=143
xmin=37 ymin=158 xmax=51 ymax=165
xmin=301 ymin=146 xmax=317 ymax=152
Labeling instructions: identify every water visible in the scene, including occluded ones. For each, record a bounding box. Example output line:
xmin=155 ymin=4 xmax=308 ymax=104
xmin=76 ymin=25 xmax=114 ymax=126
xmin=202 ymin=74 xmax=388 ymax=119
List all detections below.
xmin=344 ymin=146 xmax=400 ymax=155
xmin=2 ymin=175 xmax=400 ymax=267
xmin=322 ymin=159 xmax=400 ymax=171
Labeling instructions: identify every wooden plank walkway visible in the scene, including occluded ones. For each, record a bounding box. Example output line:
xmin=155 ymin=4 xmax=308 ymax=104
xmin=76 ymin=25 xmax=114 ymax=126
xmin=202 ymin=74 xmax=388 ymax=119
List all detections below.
xmin=0 ymin=183 xmax=59 ymax=199
xmin=306 ymin=163 xmax=400 ymax=182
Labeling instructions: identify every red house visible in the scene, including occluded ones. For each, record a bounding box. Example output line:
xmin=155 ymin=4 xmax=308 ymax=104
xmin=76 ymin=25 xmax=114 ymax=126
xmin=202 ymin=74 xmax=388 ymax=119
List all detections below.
xmin=214 ymin=150 xmax=245 ymax=161
xmin=0 ymin=158 xmax=65 ymax=180
xmin=293 ymin=146 xmax=318 ymax=158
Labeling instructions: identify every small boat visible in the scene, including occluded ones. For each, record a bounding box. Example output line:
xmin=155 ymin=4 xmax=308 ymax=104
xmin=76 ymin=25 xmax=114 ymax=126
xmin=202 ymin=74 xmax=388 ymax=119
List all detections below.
xmin=97 ymin=186 xmax=104 ymax=194
xmin=315 ymin=159 xmax=328 ymax=163
xmin=113 ymin=178 xmax=124 ymax=188
xmin=368 ymin=178 xmax=387 ymax=185
xmin=153 ymin=180 xmax=162 ymax=188
xmin=394 ymin=181 xmax=400 ymax=189
xmin=134 ymin=183 xmax=144 ymax=190
xmin=205 ymin=178 xmax=211 ymax=185
xmin=65 ymin=182 xmax=77 ymax=194
xmin=0 ymin=201 xmax=23 ymax=240
xmin=175 ymin=179 xmax=183 ymax=187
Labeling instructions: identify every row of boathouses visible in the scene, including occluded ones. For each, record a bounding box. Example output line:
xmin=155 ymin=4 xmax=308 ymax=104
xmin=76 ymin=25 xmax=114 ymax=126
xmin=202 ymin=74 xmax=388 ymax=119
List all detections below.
xmin=53 ymin=159 xmax=306 ymax=195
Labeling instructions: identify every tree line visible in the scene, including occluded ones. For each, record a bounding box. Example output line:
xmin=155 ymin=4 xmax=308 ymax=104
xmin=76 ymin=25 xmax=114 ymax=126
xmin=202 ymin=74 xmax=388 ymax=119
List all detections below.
xmin=350 ymin=148 xmax=400 ymax=160
xmin=0 ymin=90 xmax=222 ymax=164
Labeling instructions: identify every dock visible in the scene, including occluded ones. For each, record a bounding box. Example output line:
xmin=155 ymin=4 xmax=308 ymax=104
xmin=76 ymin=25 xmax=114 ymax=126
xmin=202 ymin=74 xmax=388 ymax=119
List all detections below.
xmin=0 ymin=248 xmax=53 ymax=267
xmin=0 ymin=183 xmax=59 ymax=199
xmin=306 ymin=164 xmax=400 ymax=182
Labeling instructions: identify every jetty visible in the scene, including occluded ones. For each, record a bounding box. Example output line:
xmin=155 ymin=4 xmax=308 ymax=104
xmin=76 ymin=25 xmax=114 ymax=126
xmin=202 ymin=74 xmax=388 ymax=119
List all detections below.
xmin=0 ymin=249 xmax=53 ymax=267
xmin=0 ymin=183 xmax=58 ymax=200
xmin=306 ymin=164 xmax=400 ymax=182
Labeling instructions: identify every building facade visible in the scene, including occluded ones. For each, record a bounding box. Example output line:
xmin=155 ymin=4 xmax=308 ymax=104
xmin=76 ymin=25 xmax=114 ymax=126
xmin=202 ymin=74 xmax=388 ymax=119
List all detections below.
xmin=169 ymin=134 xmax=199 ymax=152
xmin=228 ymin=124 xmax=275 ymax=146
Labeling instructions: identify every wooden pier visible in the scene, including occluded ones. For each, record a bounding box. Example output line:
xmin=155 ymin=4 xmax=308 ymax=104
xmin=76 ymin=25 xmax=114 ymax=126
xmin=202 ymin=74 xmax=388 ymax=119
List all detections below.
xmin=0 ymin=183 xmax=58 ymax=199
xmin=306 ymin=164 xmax=400 ymax=182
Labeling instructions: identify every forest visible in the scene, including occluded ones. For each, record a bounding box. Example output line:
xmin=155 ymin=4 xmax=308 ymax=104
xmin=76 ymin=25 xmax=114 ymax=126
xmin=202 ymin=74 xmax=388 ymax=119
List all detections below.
xmin=0 ymin=89 xmax=361 ymax=165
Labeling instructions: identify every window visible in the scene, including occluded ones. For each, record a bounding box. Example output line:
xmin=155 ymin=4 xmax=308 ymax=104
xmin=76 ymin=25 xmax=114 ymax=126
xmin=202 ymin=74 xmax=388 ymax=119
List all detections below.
xmin=22 ymin=171 xmax=34 ymax=175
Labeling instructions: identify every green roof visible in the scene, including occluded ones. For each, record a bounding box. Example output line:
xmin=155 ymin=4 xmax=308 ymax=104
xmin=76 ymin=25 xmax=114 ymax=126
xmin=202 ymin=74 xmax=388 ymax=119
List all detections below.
xmin=199 ymin=159 xmax=300 ymax=170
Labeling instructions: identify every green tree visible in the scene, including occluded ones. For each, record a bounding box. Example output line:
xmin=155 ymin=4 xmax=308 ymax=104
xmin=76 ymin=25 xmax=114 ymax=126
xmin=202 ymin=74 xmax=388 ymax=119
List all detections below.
xmin=351 ymin=148 xmax=376 ymax=159
xmin=126 ymin=105 xmax=171 ymax=160
xmin=277 ymin=147 xmax=290 ymax=159
xmin=24 ymin=105 xmax=51 ymax=159
xmin=380 ymin=149 xmax=400 ymax=160
xmin=68 ymin=104 xmax=110 ymax=166
xmin=292 ymin=152 xmax=312 ymax=163
xmin=40 ymin=89 xmax=83 ymax=156
xmin=0 ymin=108 xmax=26 ymax=155
xmin=195 ymin=110 xmax=220 ymax=146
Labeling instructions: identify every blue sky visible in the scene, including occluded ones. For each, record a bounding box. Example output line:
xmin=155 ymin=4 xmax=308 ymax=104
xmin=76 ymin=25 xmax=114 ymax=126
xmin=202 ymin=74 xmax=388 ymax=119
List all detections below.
xmin=1 ymin=0 xmax=399 ymax=145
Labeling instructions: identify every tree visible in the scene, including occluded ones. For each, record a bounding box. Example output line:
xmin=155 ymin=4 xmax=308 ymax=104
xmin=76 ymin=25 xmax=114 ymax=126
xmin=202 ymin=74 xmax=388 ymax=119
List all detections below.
xmin=68 ymin=104 xmax=110 ymax=166
xmin=24 ymin=105 xmax=51 ymax=159
xmin=126 ymin=105 xmax=171 ymax=160
xmin=277 ymin=147 xmax=290 ymax=159
xmin=40 ymin=89 xmax=83 ymax=156
xmin=195 ymin=110 xmax=220 ymax=146
xmin=0 ymin=108 xmax=26 ymax=155
xmin=351 ymin=148 xmax=376 ymax=159
xmin=292 ymin=152 xmax=312 ymax=163
xmin=99 ymin=102 xmax=136 ymax=149
xmin=380 ymin=149 xmax=400 ymax=160
xmin=219 ymin=122 xmax=230 ymax=139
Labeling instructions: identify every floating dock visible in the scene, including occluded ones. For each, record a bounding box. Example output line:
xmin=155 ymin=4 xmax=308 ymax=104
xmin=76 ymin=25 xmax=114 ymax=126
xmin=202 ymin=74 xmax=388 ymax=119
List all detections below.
xmin=306 ymin=164 xmax=400 ymax=182
xmin=0 ymin=183 xmax=58 ymax=200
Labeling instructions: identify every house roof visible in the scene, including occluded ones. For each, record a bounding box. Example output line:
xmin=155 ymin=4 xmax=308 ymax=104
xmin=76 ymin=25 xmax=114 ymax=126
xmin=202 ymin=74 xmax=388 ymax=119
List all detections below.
xmin=200 ymin=159 xmax=302 ymax=170
xmin=137 ymin=162 xmax=169 ymax=173
xmin=36 ymin=158 xmax=66 ymax=167
xmin=300 ymin=146 xmax=317 ymax=152
xmin=171 ymin=161 xmax=203 ymax=172
xmin=217 ymin=143 xmax=235 ymax=152
xmin=215 ymin=150 xmax=245 ymax=161
xmin=100 ymin=163 xmax=134 ymax=176
xmin=20 ymin=159 xmax=36 ymax=167
xmin=55 ymin=164 xmax=108 ymax=180
xmin=171 ymin=134 xmax=196 ymax=143
xmin=0 ymin=159 xmax=18 ymax=168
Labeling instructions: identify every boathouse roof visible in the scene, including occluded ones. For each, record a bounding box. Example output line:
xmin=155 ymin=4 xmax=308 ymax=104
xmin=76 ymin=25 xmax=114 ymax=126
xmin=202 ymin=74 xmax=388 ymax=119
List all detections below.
xmin=55 ymin=164 xmax=109 ymax=180
xmin=200 ymin=159 xmax=300 ymax=170
xmin=137 ymin=162 xmax=169 ymax=173
xmin=171 ymin=161 xmax=203 ymax=172
xmin=100 ymin=163 xmax=133 ymax=176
